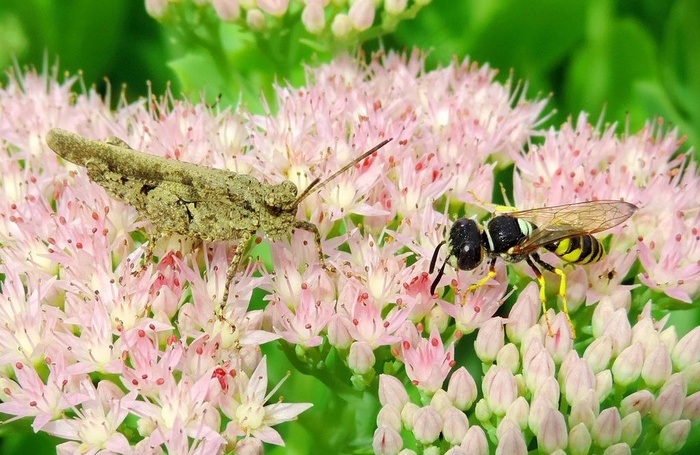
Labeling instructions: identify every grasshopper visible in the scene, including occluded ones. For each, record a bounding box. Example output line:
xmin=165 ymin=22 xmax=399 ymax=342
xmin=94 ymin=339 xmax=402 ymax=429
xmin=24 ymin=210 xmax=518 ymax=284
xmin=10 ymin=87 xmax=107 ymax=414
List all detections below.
xmin=46 ymin=128 xmax=391 ymax=308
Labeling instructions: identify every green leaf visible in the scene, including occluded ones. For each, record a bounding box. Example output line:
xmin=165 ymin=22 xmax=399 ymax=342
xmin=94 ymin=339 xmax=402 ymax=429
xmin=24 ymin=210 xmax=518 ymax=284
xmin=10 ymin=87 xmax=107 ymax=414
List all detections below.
xmin=469 ymin=0 xmax=586 ymax=75
xmin=169 ymin=52 xmax=235 ymax=107
xmin=564 ymin=16 xmax=657 ymax=129
xmin=660 ymin=0 xmax=700 ymax=155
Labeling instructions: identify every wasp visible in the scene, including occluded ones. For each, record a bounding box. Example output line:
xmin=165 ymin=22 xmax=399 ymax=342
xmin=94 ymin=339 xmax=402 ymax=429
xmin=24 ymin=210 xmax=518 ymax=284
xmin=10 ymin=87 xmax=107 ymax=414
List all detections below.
xmin=429 ymin=199 xmax=638 ymax=337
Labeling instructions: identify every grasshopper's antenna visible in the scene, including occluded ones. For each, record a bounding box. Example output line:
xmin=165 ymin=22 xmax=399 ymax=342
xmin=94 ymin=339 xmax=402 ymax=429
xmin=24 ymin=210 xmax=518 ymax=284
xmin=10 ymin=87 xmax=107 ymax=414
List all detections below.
xmin=293 ymin=138 xmax=392 ymax=205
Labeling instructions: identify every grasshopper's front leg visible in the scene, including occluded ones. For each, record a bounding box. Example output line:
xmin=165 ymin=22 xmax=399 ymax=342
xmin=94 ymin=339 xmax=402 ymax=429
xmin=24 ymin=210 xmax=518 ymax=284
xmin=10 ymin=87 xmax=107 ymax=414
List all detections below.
xmin=292 ymin=220 xmax=338 ymax=274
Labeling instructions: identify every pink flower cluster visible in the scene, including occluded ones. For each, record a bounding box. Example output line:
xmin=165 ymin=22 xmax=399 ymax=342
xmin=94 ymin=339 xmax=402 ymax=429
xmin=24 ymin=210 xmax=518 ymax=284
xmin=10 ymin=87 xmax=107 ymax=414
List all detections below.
xmin=0 ymin=51 xmax=698 ymax=452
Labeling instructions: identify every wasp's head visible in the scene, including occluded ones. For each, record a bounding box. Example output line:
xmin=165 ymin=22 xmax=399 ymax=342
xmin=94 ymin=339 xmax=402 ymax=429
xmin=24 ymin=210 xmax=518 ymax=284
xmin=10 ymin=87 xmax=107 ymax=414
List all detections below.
xmin=449 ymin=218 xmax=484 ymax=271
xmin=429 ymin=217 xmax=484 ymax=295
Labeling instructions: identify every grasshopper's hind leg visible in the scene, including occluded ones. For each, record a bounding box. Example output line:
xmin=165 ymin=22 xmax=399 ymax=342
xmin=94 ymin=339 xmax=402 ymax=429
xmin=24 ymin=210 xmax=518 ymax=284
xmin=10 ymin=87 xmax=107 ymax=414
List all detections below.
xmin=131 ymin=233 xmax=157 ymax=276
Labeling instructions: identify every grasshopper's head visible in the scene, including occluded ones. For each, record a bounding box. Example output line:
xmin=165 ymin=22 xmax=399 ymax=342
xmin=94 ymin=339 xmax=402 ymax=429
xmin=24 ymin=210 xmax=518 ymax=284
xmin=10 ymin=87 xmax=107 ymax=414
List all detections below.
xmin=259 ymin=180 xmax=299 ymax=239
xmin=264 ymin=180 xmax=298 ymax=212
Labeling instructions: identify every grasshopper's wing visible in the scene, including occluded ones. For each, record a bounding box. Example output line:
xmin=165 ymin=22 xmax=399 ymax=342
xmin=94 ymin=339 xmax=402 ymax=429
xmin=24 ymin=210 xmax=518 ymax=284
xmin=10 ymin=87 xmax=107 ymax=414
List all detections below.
xmin=48 ymin=128 xmax=236 ymax=199
xmin=508 ymin=200 xmax=638 ymax=254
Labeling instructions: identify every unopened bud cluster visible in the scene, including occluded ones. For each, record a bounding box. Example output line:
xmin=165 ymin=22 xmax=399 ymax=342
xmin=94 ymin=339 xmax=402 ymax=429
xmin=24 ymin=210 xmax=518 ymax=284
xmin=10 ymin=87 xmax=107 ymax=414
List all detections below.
xmin=374 ymin=296 xmax=700 ymax=453
xmin=147 ymin=0 xmax=432 ymax=39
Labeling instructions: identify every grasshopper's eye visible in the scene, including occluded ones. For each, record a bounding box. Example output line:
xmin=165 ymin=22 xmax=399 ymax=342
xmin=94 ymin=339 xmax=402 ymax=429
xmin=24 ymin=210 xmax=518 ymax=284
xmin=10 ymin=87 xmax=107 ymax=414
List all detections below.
xmin=450 ymin=218 xmax=483 ymax=271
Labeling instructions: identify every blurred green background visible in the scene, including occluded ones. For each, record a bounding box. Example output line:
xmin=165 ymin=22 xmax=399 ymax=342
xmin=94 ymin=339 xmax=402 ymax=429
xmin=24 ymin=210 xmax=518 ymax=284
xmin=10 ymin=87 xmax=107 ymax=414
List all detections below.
xmin=2 ymin=0 xmax=699 ymax=151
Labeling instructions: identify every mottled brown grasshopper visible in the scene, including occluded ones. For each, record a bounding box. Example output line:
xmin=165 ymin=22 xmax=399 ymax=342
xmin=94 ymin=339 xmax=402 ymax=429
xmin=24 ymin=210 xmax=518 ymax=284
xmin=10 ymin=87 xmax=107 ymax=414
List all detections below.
xmin=46 ymin=128 xmax=391 ymax=308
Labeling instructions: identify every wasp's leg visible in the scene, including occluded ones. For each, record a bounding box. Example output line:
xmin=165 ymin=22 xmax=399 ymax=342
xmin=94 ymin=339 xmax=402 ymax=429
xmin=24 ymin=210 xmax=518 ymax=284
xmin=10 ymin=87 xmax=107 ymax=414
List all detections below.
xmin=468 ymin=190 xmax=517 ymax=213
xmin=529 ymin=253 xmax=576 ymax=338
xmin=524 ymin=255 xmax=552 ymax=336
xmin=293 ymin=220 xmax=338 ymax=274
xmin=461 ymin=257 xmax=499 ymax=305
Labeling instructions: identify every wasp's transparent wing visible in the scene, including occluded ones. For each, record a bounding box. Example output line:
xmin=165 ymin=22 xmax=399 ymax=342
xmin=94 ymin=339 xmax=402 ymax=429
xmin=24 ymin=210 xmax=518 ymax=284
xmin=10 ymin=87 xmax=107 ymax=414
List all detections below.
xmin=509 ymin=200 xmax=638 ymax=253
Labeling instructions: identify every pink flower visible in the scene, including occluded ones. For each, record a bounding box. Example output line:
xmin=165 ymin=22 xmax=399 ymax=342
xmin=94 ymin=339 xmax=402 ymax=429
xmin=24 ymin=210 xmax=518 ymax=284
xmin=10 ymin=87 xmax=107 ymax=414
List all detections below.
xmin=439 ymin=267 xmax=509 ymax=334
xmin=401 ymin=327 xmax=455 ymax=394
xmin=220 ymin=357 xmax=312 ymax=446
xmin=128 ymin=372 xmax=224 ymax=448
xmin=0 ymin=359 xmax=91 ymax=432
xmin=333 ymin=280 xmax=409 ymax=349
xmin=638 ymin=213 xmax=700 ymax=302
xmin=268 ymin=285 xmax=334 ymax=347
xmin=44 ymin=382 xmax=136 ymax=454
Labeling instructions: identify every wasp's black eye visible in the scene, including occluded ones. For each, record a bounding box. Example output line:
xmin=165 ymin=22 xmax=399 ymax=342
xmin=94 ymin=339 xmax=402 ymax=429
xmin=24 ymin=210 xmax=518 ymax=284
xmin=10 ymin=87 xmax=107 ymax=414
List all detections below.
xmin=449 ymin=218 xmax=483 ymax=271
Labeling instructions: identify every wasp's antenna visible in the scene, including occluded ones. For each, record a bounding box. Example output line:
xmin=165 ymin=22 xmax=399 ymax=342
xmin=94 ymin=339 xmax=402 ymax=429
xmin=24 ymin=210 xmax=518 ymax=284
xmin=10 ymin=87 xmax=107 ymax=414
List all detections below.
xmin=429 ymin=240 xmax=449 ymax=295
xmin=293 ymin=138 xmax=392 ymax=206
xmin=429 ymin=241 xmax=446 ymax=274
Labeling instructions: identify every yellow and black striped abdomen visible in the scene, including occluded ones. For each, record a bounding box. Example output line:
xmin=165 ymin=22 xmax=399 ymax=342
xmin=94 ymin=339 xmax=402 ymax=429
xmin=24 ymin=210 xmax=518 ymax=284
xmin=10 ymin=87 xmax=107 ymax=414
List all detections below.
xmin=544 ymin=235 xmax=604 ymax=264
